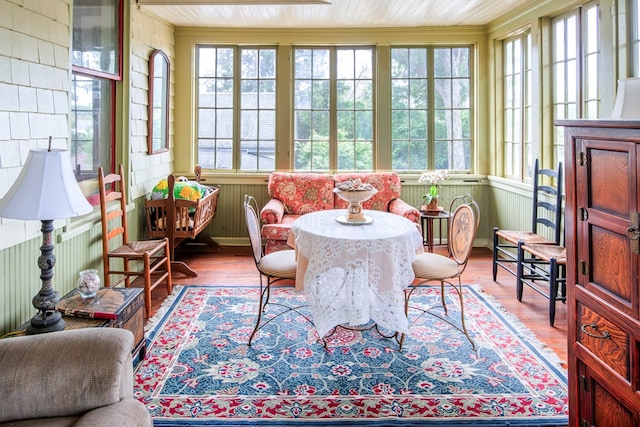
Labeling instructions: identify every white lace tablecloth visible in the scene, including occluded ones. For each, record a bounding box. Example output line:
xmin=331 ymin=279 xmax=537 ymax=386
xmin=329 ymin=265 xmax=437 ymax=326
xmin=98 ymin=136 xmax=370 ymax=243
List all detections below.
xmin=287 ymin=209 xmax=424 ymax=338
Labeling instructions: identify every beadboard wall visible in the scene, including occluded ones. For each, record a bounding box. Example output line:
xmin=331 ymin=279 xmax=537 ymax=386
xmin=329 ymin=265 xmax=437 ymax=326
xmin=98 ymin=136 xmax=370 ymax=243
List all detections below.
xmin=203 ymin=179 xmax=491 ymax=245
xmin=0 ymin=179 xmax=538 ymax=335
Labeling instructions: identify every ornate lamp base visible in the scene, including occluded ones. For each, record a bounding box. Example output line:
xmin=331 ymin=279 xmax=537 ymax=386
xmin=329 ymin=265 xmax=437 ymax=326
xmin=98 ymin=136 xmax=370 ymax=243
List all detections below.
xmin=26 ymin=310 xmax=65 ymax=334
xmin=25 ymin=219 xmax=66 ymax=335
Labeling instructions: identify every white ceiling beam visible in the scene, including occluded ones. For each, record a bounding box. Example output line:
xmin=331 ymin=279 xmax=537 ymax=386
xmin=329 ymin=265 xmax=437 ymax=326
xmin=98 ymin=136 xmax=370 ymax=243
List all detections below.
xmin=137 ymin=0 xmax=331 ymax=5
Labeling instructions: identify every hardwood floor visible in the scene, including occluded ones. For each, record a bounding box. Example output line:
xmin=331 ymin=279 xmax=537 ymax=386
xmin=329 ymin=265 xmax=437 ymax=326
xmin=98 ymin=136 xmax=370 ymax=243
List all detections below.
xmin=149 ymin=244 xmax=568 ymax=367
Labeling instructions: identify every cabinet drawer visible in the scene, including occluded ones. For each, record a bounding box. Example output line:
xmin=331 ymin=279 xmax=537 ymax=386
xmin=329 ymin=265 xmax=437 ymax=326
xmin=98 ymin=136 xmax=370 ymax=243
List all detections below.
xmin=577 ymin=303 xmax=630 ymax=380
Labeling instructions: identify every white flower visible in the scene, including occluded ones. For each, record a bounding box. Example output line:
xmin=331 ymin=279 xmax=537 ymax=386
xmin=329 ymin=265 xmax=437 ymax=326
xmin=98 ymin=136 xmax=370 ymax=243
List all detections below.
xmin=418 ymin=170 xmax=449 ymax=186
xmin=418 ymin=170 xmax=449 ymax=203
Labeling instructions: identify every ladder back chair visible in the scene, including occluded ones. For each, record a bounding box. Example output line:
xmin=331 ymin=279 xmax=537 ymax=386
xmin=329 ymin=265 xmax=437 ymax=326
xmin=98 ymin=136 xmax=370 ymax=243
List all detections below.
xmin=492 ymin=159 xmax=563 ymax=281
xmin=401 ymin=194 xmax=480 ymax=351
xmin=98 ymin=165 xmax=172 ymax=317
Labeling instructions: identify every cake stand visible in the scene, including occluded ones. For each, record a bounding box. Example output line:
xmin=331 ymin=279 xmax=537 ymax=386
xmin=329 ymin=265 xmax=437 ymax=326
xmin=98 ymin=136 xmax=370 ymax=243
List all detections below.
xmin=333 ymin=187 xmax=378 ymax=225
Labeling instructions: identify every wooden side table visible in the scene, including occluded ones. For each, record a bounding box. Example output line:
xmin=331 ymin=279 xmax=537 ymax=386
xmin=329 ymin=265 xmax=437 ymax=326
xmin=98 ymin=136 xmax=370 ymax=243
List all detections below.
xmin=420 ymin=210 xmax=450 ymax=252
xmin=52 ymin=287 xmax=146 ymax=361
xmin=9 ymin=287 xmax=146 ymax=362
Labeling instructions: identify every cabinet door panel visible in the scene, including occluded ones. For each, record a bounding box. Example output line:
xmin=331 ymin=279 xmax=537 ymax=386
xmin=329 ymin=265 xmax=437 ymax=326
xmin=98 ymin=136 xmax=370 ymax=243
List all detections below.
xmin=593 ymin=382 xmax=636 ymax=426
xmin=590 ymin=224 xmax=634 ymax=309
xmin=578 ymin=361 xmax=637 ymax=427
xmin=577 ymin=140 xmax=638 ymax=317
xmin=586 ymin=148 xmax=630 ymax=217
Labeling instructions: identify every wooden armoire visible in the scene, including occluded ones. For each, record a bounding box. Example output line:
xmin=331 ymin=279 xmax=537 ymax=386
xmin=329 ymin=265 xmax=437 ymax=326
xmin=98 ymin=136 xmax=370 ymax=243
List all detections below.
xmin=558 ymin=119 xmax=640 ymax=426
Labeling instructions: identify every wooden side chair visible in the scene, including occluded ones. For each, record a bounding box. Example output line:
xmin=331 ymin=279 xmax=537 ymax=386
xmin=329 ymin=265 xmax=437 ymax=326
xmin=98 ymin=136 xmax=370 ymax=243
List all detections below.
xmin=401 ymin=194 xmax=480 ymax=351
xmin=98 ymin=165 xmax=172 ymax=317
xmin=492 ymin=159 xmax=563 ymax=281
xmin=244 ymin=195 xmax=303 ymax=346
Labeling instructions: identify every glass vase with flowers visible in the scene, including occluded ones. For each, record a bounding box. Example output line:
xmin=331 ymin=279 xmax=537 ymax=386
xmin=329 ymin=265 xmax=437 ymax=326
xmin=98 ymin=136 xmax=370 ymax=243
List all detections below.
xmin=418 ymin=170 xmax=449 ymax=212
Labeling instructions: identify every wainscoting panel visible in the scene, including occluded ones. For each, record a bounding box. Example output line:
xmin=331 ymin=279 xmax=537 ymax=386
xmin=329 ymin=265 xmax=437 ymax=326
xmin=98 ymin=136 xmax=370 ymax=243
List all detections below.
xmin=201 ymin=181 xmax=490 ymax=244
xmin=202 ymin=183 xmax=270 ymax=242
xmin=0 ymin=227 xmax=97 ymax=335
xmin=489 ymin=183 xmax=560 ymax=243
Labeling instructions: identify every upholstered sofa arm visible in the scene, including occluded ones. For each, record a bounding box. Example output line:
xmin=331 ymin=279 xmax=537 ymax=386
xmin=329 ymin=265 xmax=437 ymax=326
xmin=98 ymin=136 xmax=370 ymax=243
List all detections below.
xmin=74 ymin=398 xmax=152 ymax=427
xmin=260 ymin=198 xmax=285 ymax=224
xmin=389 ymin=198 xmax=421 ymax=224
xmin=0 ymin=328 xmax=151 ymax=426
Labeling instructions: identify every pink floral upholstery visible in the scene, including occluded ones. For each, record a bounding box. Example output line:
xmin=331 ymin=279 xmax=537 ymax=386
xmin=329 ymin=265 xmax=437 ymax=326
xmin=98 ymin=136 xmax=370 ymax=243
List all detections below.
xmin=265 ymin=172 xmax=334 ymax=215
xmin=260 ymin=172 xmax=420 ymax=253
xmin=333 ymin=172 xmax=401 ymax=211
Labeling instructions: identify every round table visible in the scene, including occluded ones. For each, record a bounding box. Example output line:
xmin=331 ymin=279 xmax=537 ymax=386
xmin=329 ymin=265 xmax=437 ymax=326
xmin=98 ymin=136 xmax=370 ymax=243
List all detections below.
xmin=287 ymin=210 xmax=423 ymax=338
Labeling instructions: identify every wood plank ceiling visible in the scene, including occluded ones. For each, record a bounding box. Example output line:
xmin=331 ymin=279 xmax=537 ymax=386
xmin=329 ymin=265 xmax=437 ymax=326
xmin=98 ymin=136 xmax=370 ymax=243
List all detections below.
xmin=137 ymin=0 xmax=532 ymax=28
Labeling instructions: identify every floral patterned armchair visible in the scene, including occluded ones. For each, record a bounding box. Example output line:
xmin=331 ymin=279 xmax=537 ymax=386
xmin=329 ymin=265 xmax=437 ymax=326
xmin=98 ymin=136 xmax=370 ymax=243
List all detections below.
xmin=260 ymin=172 xmax=420 ymax=253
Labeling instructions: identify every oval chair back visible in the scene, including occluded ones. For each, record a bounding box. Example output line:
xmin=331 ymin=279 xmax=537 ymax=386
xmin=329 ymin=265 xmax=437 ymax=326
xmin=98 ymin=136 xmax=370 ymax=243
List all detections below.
xmin=447 ymin=194 xmax=480 ymax=272
xmin=243 ymin=195 xmax=263 ymax=266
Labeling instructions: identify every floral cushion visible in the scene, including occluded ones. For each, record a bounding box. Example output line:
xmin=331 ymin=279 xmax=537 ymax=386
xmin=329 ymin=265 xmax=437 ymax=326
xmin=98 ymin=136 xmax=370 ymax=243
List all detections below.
xmin=333 ymin=172 xmax=401 ymax=211
xmin=267 ymin=172 xmax=334 ymax=215
xmin=262 ymin=215 xmax=300 ymax=242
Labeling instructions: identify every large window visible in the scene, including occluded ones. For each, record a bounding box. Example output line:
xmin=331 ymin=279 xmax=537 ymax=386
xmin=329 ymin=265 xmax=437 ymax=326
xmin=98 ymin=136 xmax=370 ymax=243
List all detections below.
xmin=194 ymin=44 xmax=473 ymax=173
xmin=293 ymin=47 xmax=374 ymax=171
xmin=552 ymin=3 xmax=600 ymax=163
xmin=196 ymin=46 xmax=277 ymax=171
xmin=503 ymin=33 xmax=533 ymax=180
xmin=391 ymin=48 xmax=428 ymax=171
xmin=391 ymin=46 xmax=472 ymax=172
xmin=70 ymin=0 xmax=122 ymax=183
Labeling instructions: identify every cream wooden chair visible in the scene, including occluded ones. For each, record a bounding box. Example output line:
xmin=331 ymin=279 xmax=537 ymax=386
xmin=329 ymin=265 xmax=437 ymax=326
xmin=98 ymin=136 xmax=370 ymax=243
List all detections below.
xmin=402 ymin=194 xmax=480 ymax=351
xmin=98 ymin=165 xmax=172 ymax=317
xmin=244 ymin=195 xmax=305 ymax=346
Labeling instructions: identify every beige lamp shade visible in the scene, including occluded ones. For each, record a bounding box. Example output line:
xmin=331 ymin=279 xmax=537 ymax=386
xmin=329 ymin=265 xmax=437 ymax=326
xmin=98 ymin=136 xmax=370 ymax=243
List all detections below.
xmin=0 ymin=149 xmax=92 ymax=220
xmin=611 ymin=77 xmax=640 ymax=119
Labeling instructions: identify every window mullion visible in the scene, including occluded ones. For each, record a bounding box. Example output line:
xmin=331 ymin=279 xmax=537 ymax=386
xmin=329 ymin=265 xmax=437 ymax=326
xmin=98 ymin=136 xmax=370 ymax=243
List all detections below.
xmin=427 ymin=47 xmax=436 ymax=171
xmin=520 ymin=35 xmax=526 ymax=179
xmin=232 ymin=47 xmax=241 ymax=172
xmin=577 ymin=10 xmax=584 ymax=119
xmin=329 ymin=48 xmax=338 ymax=171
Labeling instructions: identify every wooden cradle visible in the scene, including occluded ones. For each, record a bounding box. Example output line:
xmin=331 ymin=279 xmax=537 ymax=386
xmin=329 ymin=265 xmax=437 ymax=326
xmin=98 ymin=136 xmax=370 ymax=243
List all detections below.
xmin=145 ymin=166 xmax=220 ymax=277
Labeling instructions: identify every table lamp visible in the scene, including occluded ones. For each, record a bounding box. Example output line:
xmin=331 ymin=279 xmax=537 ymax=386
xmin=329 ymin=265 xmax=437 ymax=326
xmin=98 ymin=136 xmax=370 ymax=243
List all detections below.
xmin=611 ymin=77 xmax=640 ymax=119
xmin=0 ymin=141 xmax=92 ymax=334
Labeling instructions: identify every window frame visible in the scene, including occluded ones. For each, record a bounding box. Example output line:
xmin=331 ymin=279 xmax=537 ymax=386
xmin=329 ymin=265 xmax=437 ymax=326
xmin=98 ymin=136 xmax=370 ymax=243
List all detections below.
xmin=502 ymin=32 xmax=533 ymax=181
xmin=292 ymin=46 xmax=376 ymax=172
xmin=390 ymin=45 xmax=473 ymax=173
xmin=191 ymin=43 xmax=475 ymax=175
xmin=195 ymin=44 xmax=278 ymax=172
xmin=431 ymin=46 xmax=473 ymax=172
xmin=70 ymin=0 xmax=122 ymax=203
xmin=551 ymin=2 xmax=600 ymax=165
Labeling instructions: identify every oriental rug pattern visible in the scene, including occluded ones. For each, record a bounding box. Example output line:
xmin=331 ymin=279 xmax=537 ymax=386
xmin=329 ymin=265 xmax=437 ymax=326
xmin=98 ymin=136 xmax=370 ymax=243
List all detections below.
xmin=135 ymin=286 xmax=568 ymax=426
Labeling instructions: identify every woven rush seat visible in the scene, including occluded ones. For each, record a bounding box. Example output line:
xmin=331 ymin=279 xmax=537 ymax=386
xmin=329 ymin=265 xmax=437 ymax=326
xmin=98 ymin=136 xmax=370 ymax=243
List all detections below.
xmin=516 ymin=241 xmax=567 ymax=326
xmin=111 ymin=241 xmax=167 ymax=255
xmin=521 ymin=243 xmax=567 ymax=263
xmin=494 ymin=230 xmax=556 ymax=245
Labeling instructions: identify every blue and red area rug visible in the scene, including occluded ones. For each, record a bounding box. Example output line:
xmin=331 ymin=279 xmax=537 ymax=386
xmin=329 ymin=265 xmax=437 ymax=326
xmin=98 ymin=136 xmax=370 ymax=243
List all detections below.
xmin=134 ymin=285 xmax=568 ymax=426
